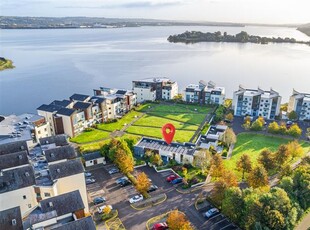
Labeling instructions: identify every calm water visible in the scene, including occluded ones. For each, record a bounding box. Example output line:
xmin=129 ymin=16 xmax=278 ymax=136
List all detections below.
xmin=0 ymin=26 xmax=310 ymax=115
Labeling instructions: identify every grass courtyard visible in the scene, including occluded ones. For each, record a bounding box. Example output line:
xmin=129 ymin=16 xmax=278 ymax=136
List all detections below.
xmin=224 ymin=133 xmax=310 ymax=180
xmin=72 ymin=102 xmax=213 ymax=152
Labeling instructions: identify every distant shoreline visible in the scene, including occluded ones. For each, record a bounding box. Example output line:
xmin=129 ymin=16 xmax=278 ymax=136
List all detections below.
xmin=0 ymin=58 xmax=15 ymax=71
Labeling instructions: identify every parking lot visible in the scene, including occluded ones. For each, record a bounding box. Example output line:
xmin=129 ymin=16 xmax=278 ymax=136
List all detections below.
xmin=85 ymin=164 xmax=237 ymax=230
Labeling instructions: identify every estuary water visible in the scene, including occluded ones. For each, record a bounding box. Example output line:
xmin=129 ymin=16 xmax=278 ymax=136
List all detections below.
xmin=0 ymin=26 xmax=309 ymax=115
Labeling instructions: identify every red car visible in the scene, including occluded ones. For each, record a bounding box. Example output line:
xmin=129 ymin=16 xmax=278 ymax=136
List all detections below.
xmin=166 ymin=174 xmax=179 ymax=182
xmin=152 ymin=222 xmax=168 ymax=230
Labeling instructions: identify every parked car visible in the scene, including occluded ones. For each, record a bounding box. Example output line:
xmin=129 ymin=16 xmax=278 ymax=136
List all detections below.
xmin=108 ymin=168 xmax=120 ymax=174
xmin=129 ymin=194 xmax=143 ymax=204
xmin=120 ymin=180 xmax=131 ymax=187
xmin=93 ymin=197 xmax=106 ymax=205
xmin=84 ymin=172 xmax=92 ymax=177
xmin=147 ymin=184 xmax=158 ymax=193
xmin=203 ymin=208 xmax=219 ymax=219
xmin=152 ymin=222 xmax=168 ymax=230
xmin=166 ymin=174 xmax=179 ymax=182
xmin=86 ymin=178 xmax=96 ymax=185
xmin=171 ymin=177 xmax=183 ymax=184
xmin=286 ymin=120 xmax=294 ymax=129
xmin=116 ymin=176 xmax=129 ymax=184
xmin=97 ymin=205 xmax=112 ymax=214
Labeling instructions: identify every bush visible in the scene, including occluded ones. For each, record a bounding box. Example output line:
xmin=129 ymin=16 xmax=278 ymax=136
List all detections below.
xmin=84 ymin=127 xmax=94 ymax=132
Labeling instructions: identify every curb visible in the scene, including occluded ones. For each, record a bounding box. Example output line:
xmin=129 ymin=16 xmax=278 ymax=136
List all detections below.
xmin=130 ymin=193 xmax=167 ymax=211
xmin=104 ymin=210 xmax=119 ymax=229
xmin=175 ymin=184 xmax=204 ymax=194
xmin=145 ymin=210 xmax=187 ymax=230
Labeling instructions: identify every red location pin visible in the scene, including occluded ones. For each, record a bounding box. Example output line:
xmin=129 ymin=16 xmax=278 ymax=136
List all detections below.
xmin=162 ymin=123 xmax=176 ymax=145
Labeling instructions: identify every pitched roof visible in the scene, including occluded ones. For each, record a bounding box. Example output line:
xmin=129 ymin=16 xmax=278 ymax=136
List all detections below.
xmin=0 ymin=206 xmax=22 ymax=230
xmin=90 ymin=96 xmax=105 ymax=104
xmin=0 ymin=150 xmax=29 ymax=171
xmin=83 ymin=151 xmax=103 ymax=161
xmin=49 ymin=159 xmax=84 ymax=180
xmin=44 ymin=146 xmax=76 ymax=163
xmin=73 ymin=101 xmax=92 ymax=110
xmin=70 ymin=94 xmax=90 ymax=102
xmin=37 ymin=104 xmax=62 ymax=113
xmin=56 ymin=108 xmax=76 ymax=116
xmin=0 ymin=140 xmax=28 ymax=156
xmin=50 ymin=100 xmax=72 ymax=108
xmin=0 ymin=165 xmax=35 ymax=194
xmin=52 ymin=216 xmax=96 ymax=230
xmin=39 ymin=190 xmax=84 ymax=216
xmin=116 ymin=90 xmax=127 ymax=95
xmin=39 ymin=135 xmax=68 ymax=146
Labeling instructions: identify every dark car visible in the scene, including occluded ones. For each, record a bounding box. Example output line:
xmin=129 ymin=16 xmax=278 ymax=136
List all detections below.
xmin=152 ymin=222 xmax=168 ymax=230
xmin=93 ymin=197 xmax=106 ymax=205
xmin=166 ymin=174 xmax=179 ymax=182
xmin=86 ymin=178 xmax=96 ymax=185
xmin=171 ymin=177 xmax=183 ymax=184
xmin=108 ymin=168 xmax=120 ymax=175
xmin=147 ymin=185 xmax=158 ymax=193
xmin=120 ymin=180 xmax=131 ymax=187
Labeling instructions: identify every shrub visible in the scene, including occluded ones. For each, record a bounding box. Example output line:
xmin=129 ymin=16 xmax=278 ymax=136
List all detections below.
xmin=84 ymin=127 xmax=94 ymax=132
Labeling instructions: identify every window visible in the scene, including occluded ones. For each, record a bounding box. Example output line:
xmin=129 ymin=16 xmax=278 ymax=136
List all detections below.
xmin=44 ymin=128 xmax=47 ymax=131
xmin=28 ymin=204 xmax=32 ymax=208
xmin=44 ymin=192 xmax=51 ymax=197
xmin=38 ymin=131 xmax=41 ymax=134
xmin=23 ymin=195 xmax=27 ymax=199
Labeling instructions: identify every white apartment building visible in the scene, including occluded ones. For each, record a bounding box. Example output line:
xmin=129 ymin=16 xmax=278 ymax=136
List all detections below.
xmin=232 ymin=86 xmax=281 ymax=120
xmin=288 ymin=89 xmax=310 ymax=121
xmin=132 ymin=78 xmax=178 ymax=103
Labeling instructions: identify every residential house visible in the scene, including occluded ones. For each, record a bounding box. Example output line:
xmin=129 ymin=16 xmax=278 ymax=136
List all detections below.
xmin=134 ymin=137 xmax=196 ymax=164
xmin=44 ymin=145 xmax=77 ymax=165
xmin=0 ymin=206 xmax=23 ymax=230
xmin=0 ymin=150 xmax=29 ymax=171
xmin=0 ymin=140 xmax=28 ymax=155
xmin=23 ymin=190 xmax=95 ymax=230
xmin=232 ymin=85 xmax=281 ymax=119
xmin=83 ymin=151 xmax=106 ymax=167
xmin=288 ymin=89 xmax=310 ymax=120
xmin=132 ymin=78 xmax=178 ymax=103
xmin=39 ymin=135 xmax=68 ymax=148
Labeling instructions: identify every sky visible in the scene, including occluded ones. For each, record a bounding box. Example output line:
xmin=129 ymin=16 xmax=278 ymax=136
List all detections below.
xmin=1 ymin=0 xmax=310 ymax=24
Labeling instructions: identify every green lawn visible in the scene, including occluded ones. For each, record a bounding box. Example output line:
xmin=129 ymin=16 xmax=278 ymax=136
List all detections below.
xmin=136 ymin=103 xmax=155 ymax=112
xmin=70 ymin=129 xmax=111 ymax=144
xmin=133 ymin=114 xmax=199 ymax=130
xmin=126 ymin=126 xmax=194 ymax=143
xmin=224 ymin=133 xmax=310 ymax=180
xmin=150 ymin=103 xmax=211 ymax=114
xmin=148 ymin=112 xmax=206 ymax=125
xmin=97 ymin=111 xmax=142 ymax=131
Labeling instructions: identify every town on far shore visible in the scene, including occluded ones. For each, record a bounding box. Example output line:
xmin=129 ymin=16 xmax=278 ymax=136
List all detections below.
xmin=0 ymin=77 xmax=309 ymax=230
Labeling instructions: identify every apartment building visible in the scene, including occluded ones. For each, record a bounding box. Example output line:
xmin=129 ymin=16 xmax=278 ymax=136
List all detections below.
xmin=23 ymin=190 xmax=95 ymax=230
xmin=232 ymin=86 xmax=281 ymax=120
xmin=94 ymin=87 xmax=137 ymax=118
xmin=0 ymin=114 xmax=51 ymax=146
xmin=184 ymin=80 xmax=225 ymax=105
xmin=132 ymin=77 xmax=178 ymax=103
xmin=288 ymin=89 xmax=310 ymax=121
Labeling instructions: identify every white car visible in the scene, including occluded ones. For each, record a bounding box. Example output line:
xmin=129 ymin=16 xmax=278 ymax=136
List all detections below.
xmin=98 ymin=205 xmax=113 ymax=214
xmin=203 ymin=208 xmax=219 ymax=219
xmin=129 ymin=194 xmax=143 ymax=204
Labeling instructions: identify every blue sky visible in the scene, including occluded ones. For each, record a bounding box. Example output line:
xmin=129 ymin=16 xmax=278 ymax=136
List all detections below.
xmin=1 ymin=0 xmax=310 ymax=24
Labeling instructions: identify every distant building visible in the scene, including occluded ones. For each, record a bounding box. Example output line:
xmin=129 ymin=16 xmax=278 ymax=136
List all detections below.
xmin=232 ymin=85 xmax=281 ymax=119
xmin=288 ymin=89 xmax=310 ymax=120
xmin=184 ymin=80 xmax=225 ymax=105
xmin=132 ymin=78 xmax=178 ymax=103
xmin=83 ymin=151 xmax=106 ymax=167
xmin=134 ymin=137 xmax=196 ymax=164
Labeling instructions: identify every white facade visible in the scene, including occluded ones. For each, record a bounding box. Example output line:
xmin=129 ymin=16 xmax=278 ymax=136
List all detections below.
xmin=34 ymin=122 xmax=52 ymax=141
xmin=85 ymin=157 xmax=106 ymax=167
xmin=162 ymin=82 xmax=178 ymax=100
xmin=37 ymin=110 xmax=56 ymax=135
xmin=232 ymin=86 xmax=281 ymax=120
xmin=288 ymin=90 xmax=310 ymax=120
xmin=205 ymin=87 xmax=225 ymax=105
xmin=133 ymin=87 xmax=156 ymax=103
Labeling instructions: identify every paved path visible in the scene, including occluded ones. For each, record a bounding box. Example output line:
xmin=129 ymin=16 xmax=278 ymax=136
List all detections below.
xmin=295 ymin=213 xmax=310 ymax=230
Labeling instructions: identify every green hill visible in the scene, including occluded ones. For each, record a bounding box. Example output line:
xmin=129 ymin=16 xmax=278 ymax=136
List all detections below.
xmin=0 ymin=57 xmax=14 ymax=71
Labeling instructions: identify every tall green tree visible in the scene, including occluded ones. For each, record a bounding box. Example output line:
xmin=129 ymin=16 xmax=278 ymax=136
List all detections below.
xmin=258 ymin=149 xmax=275 ymax=171
xmin=220 ymin=128 xmax=237 ymax=146
xmin=274 ymin=144 xmax=291 ymax=167
xmin=288 ymin=111 xmax=298 ymax=120
xmin=247 ymin=165 xmax=269 ymax=188
xmin=222 ymin=187 xmax=244 ymax=223
xmin=236 ymin=154 xmax=252 ymax=180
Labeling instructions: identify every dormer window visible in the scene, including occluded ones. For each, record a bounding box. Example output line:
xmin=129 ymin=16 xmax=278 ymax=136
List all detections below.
xmin=25 ymin=172 xmax=30 ymax=177
xmin=20 ymin=146 xmax=24 ymax=150
xmin=56 ymin=169 xmax=60 ymax=173
xmin=18 ymin=155 xmax=23 ymax=159
xmin=50 ymin=153 xmax=55 ymax=158
xmin=12 ymin=219 xmax=17 ymax=226
xmin=48 ymin=202 xmax=53 ymax=207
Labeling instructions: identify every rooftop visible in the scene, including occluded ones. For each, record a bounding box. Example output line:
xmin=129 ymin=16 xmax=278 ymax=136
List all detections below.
xmin=0 ymin=206 xmax=22 ymax=230
xmin=44 ymin=146 xmax=77 ymax=163
xmin=51 ymin=216 xmax=96 ymax=230
xmin=136 ymin=137 xmax=196 ymax=156
xmin=0 ymin=150 xmax=29 ymax=171
xmin=50 ymin=100 xmax=72 ymax=108
xmin=39 ymin=135 xmax=68 ymax=147
xmin=56 ymin=108 xmax=76 ymax=117
xmin=133 ymin=77 xmax=171 ymax=83
xmin=0 ymin=165 xmax=35 ymax=194
xmin=37 ymin=104 xmax=63 ymax=113
xmin=0 ymin=140 xmax=28 ymax=156
xmin=73 ymin=101 xmax=92 ymax=110
xmin=83 ymin=151 xmax=103 ymax=161
xmin=49 ymin=159 xmax=84 ymax=180
xmin=70 ymin=94 xmax=90 ymax=102
xmin=235 ymin=86 xmax=280 ymax=98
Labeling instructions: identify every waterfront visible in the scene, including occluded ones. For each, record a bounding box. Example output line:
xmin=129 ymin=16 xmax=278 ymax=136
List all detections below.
xmin=0 ymin=25 xmax=310 ymax=115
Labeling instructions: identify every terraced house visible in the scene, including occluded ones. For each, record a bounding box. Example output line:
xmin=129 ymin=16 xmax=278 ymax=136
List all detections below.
xmin=288 ymin=89 xmax=310 ymax=120
xmin=232 ymin=85 xmax=281 ymax=119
